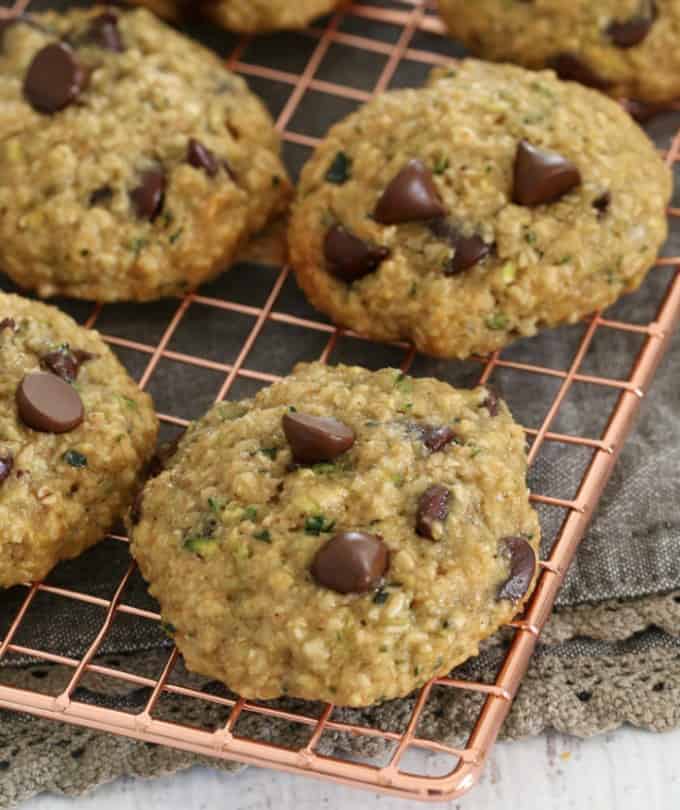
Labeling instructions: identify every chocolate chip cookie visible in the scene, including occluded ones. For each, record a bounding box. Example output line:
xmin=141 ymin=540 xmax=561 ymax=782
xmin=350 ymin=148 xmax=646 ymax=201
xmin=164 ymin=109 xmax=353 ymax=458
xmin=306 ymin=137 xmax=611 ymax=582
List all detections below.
xmin=0 ymin=7 xmax=290 ymax=301
xmin=288 ymin=60 xmax=671 ymax=359
xmin=130 ymin=362 xmax=539 ymax=706
xmin=437 ymin=0 xmax=680 ymax=105
xmin=134 ymin=0 xmax=342 ymax=32
xmin=0 ymin=293 xmax=158 ymax=588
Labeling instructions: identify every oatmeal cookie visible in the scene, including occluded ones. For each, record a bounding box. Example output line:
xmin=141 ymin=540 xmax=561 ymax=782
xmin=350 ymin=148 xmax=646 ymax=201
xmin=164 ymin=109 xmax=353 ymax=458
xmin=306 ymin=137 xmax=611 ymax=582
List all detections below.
xmin=0 ymin=7 xmax=290 ymax=301
xmin=288 ymin=60 xmax=671 ymax=358
xmin=130 ymin=362 xmax=539 ymax=706
xmin=436 ymin=0 xmax=680 ymax=105
xmin=0 ymin=293 xmax=158 ymax=588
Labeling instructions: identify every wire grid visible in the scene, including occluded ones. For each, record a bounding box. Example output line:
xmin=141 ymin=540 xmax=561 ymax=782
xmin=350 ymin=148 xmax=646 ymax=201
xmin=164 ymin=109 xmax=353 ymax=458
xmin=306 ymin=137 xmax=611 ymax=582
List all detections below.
xmin=1 ymin=0 xmax=680 ymax=801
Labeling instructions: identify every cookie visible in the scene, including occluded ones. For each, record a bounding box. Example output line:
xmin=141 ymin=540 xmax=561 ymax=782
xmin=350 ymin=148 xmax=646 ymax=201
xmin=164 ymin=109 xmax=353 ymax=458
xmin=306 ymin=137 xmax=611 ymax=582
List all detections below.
xmin=0 ymin=293 xmax=158 ymax=588
xmin=130 ymin=362 xmax=539 ymax=706
xmin=436 ymin=0 xmax=680 ymax=105
xmin=0 ymin=7 xmax=290 ymax=302
xmin=288 ymin=60 xmax=671 ymax=359
xmin=134 ymin=0 xmax=342 ymax=32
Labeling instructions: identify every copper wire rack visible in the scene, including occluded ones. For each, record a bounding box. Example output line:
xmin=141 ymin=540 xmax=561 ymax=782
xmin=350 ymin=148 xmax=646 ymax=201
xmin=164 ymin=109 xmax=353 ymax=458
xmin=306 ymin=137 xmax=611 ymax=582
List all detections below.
xmin=1 ymin=0 xmax=680 ymax=802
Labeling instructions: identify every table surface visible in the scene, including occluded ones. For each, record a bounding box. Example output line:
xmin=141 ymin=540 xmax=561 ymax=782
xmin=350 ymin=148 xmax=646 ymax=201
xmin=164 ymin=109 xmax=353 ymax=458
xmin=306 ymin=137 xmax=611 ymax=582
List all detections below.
xmin=18 ymin=725 xmax=680 ymax=809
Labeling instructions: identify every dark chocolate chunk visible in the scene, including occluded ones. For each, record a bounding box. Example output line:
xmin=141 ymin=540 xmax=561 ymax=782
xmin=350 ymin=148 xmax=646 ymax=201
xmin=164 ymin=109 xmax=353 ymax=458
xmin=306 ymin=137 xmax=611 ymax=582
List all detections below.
xmin=17 ymin=372 xmax=84 ymax=434
xmin=86 ymin=11 xmax=124 ymax=52
xmin=41 ymin=347 xmax=95 ymax=383
xmin=513 ymin=140 xmax=581 ymax=207
xmin=606 ymin=1 xmax=657 ymax=48
xmin=187 ymin=138 xmax=219 ymax=178
xmin=324 ymin=225 xmax=389 ymax=282
xmin=592 ymin=191 xmax=611 ymax=218
xmin=89 ymin=185 xmax=113 ymax=207
xmin=282 ymin=412 xmax=355 ymax=464
xmin=421 ymin=424 xmax=457 ymax=453
xmin=23 ymin=43 xmax=87 ymax=114
xmin=429 ymin=219 xmax=492 ymax=275
xmin=416 ymin=484 xmax=451 ymax=540
xmin=130 ymin=168 xmax=166 ymax=221
xmin=311 ymin=531 xmax=389 ymax=594
xmin=0 ymin=452 xmax=13 ymax=485
xmin=374 ymin=159 xmax=446 ymax=225
xmin=547 ymin=53 xmax=612 ymax=90
xmin=0 ymin=318 xmax=16 ymax=332
xmin=497 ymin=536 xmax=537 ymax=602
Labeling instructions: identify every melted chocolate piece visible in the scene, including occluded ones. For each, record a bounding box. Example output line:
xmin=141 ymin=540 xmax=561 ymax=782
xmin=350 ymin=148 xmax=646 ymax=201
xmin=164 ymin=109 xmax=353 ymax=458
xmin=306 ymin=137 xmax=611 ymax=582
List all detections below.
xmin=311 ymin=531 xmax=389 ymax=594
xmin=17 ymin=372 xmax=84 ymax=434
xmin=23 ymin=42 xmax=88 ymax=114
xmin=130 ymin=168 xmax=166 ymax=221
xmin=283 ymin=412 xmax=355 ymax=464
xmin=374 ymin=159 xmax=446 ymax=225
xmin=416 ymin=484 xmax=451 ymax=540
xmin=41 ymin=347 xmax=95 ymax=383
xmin=324 ymin=225 xmax=389 ymax=282
xmin=187 ymin=138 xmax=219 ymax=177
xmin=86 ymin=11 xmax=124 ymax=52
xmin=513 ymin=140 xmax=581 ymax=207
xmin=606 ymin=1 xmax=657 ymax=48
xmin=497 ymin=536 xmax=536 ymax=602
xmin=429 ymin=219 xmax=492 ymax=275
xmin=592 ymin=191 xmax=612 ymax=218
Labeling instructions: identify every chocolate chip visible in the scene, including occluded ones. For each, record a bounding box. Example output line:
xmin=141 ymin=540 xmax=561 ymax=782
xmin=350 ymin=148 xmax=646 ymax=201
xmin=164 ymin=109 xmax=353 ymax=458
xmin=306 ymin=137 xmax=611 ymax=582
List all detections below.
xmin=421 ymin=424 xmax=457 ymax=453
xmin=311 ymin=531 xmax=389 ymax=594
xmin=497 ymin=536 xmax=536 ymax=602
xmin=416 ymin=484 xmax=451 ymax=540
xmin=513 ymin=140 xmax=581 ymax=207
xmin=0 ymin=318 xmax=16 ymax=332
xmin=0 ymin=452 xmax=13 ymax=485
xmin=130 ymin=168 xmax=166 ymax=221
xmin=606 ymin=1 xmax=657 ymax=48
xmin=86 ymin=11 xmax=124 ymax=52
xmin=23 ymin=43 xmax=87 ymax=114
xmin=592 ymin=191 xmax=611 ymax=218
xmin=482 ymin=386 xmax=500 ymax=417
xmin=17 ymin=372 xmax=84 ymax=434
xmin=374 ymin=159 xmax=446 ymax=225
xmin=187 ymin=138 xmax=219 ymax=178
xmin=547 ymin=53 xmax=612 ymax=90
xmin=89 ymin=185 xmax=113 ymax=207
xmin=429 ymin=219 xmax=492 ymax=275
xmin=282 ymin=412 xmax=355 ymax=464
xmin=41 ymin=347 xmax=95 ymax=383
xmin=324 ymin=225 xmax=389 ymax=282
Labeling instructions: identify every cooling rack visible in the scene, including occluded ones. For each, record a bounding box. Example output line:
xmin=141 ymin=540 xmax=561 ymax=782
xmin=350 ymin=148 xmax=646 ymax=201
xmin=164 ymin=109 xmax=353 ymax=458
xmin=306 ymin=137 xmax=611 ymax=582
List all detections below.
xmin=1 ymin=0 xmax=680 ymax=802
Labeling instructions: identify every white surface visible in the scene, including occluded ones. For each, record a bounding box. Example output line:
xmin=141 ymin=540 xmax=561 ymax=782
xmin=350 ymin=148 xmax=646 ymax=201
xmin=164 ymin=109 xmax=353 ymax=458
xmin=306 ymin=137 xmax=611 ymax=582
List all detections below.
xmin=18 ymin=726 xmax=680 ymax=809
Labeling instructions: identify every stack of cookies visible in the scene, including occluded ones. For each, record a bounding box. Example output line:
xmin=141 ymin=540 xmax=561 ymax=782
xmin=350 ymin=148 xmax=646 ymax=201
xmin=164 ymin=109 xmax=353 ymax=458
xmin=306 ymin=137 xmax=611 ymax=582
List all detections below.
xmin=0 ymin=3 xmax=672 ymax=707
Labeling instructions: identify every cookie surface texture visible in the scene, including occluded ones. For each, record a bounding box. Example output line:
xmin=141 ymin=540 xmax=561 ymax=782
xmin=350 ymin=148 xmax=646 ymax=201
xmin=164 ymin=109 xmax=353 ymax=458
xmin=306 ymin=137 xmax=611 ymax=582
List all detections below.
xmin=131 ymin=362 xmax=540 ymax=706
